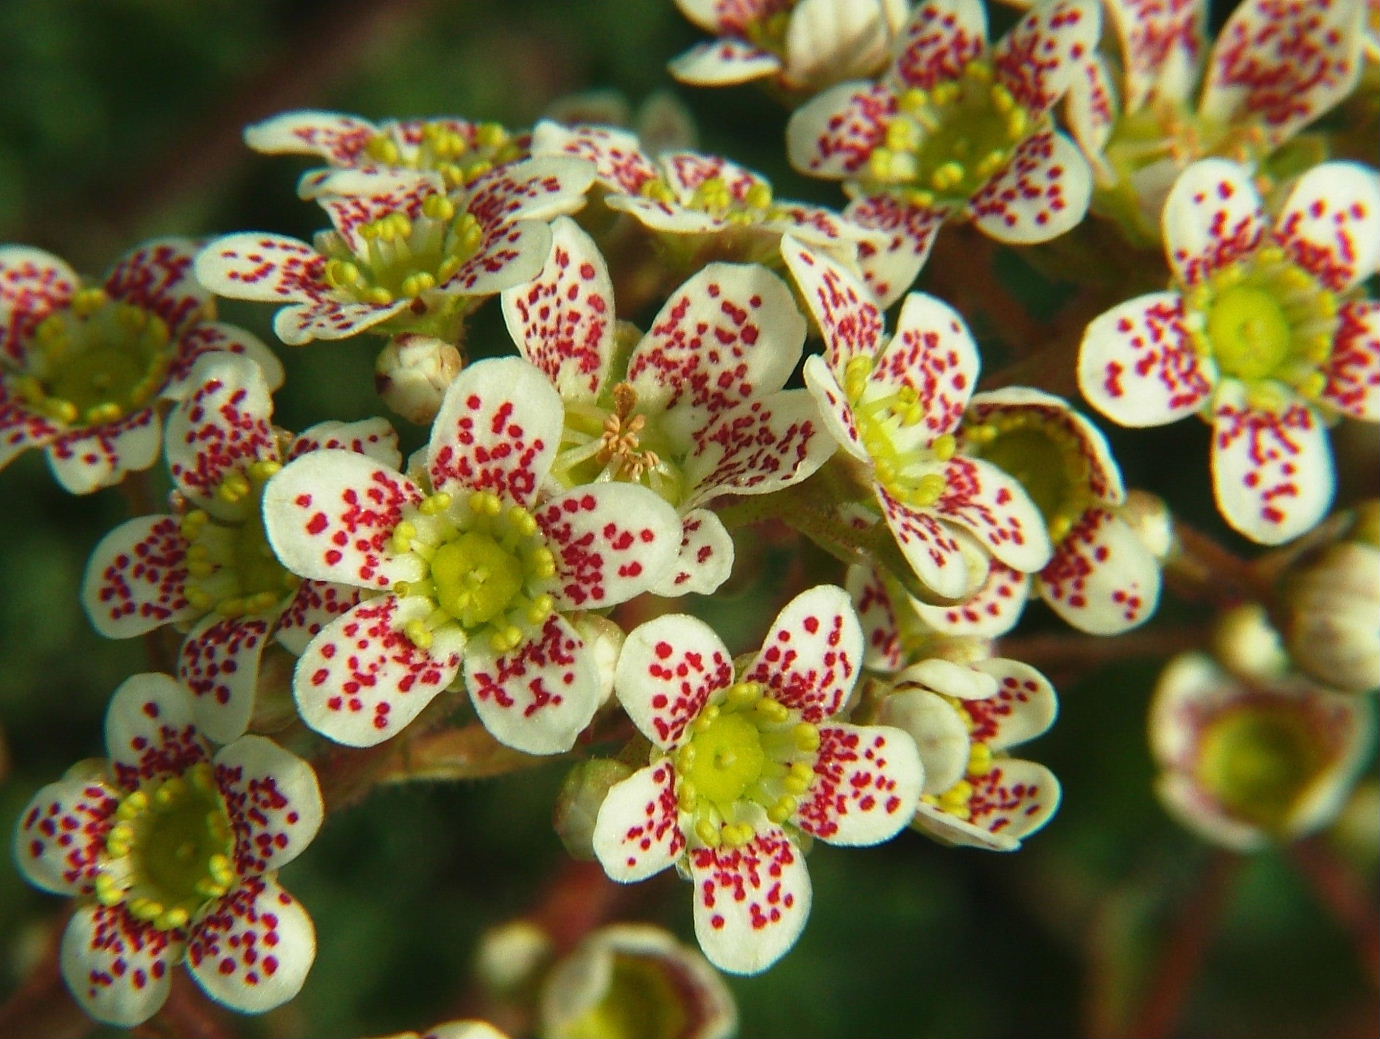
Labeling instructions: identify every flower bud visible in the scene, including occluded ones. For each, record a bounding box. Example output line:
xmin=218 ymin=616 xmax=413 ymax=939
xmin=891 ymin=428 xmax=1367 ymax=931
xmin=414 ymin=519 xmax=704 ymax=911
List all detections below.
xmin=1279 ymin=539 xmax=1380 ymax=694
xmin=538 ymin=924 xmax=736 ymax=1039
xmin=474 ymin=919 xmax=554 ymax=995
xmin=553 ymin=759 xmax=634 ymax=860
xmin=375 ymin=334 xmax=463 ymax=424
xmin=1120 ymin=489 xmax=1174 ymax=561
xmin=1212 ymin=603 xmax=1289 ymax=682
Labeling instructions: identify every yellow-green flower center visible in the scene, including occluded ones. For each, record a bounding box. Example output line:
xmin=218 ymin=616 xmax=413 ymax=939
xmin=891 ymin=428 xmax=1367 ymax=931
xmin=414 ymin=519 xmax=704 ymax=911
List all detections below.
xmin=561 ymin=954 xmax=690 ymax=1039
xmin=363 ymin=120 xmax=523 ymax=190
xmin=866 ymin=60 xmax=1034 ymax=207
xmin=14 ymin=287 xmax=173 ymax=427
xmin=555 ymin=383 xmax=684 ymax=503
xmin=323 ymin=192 xmax=484 ymax=307
xmin=844 ymin=355 xmax=954 ymax=508
xmin=742 ymin=5 xmax=794 ymax=57
xmin=95 ymin=762 xmax=236 ymax=932
xmin=183 ymin=461 xmax=300 ymax=619
xmin=963 ymin=409 xmax=1095 ymax=544
xmin=674 ymin=681 xmax=820 ymax=849
xmin=1185 ymin=247 xmax=1339 ymax=409
xmin=1196 ymin=704 xmax=1329 ymax=833
xmin=640 ymin=174 xmax=782 ymax=226
xmin=393 ymin=490 xmax=557 ymax=654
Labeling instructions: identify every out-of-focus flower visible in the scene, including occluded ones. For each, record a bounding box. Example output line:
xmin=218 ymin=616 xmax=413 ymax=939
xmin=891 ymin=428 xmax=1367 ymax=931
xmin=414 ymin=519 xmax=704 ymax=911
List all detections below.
xmin=1079 ymin=158 xmax=1380 ymax=544
xmin=14 ymin=674 xmax=322 ymax=1026
xmin=83 ymin=353 xmax=398 ymax=742
xmin=262 ymin=356 xmax=681 ymax=753
xmin=786 ymin=237 xmax=1051 ymax=601
xmin=0 ymin=239 xmax=281 ymax=494
xmin=593 ymin=585 xmax=923 ymax=974
xmin=669 ymin=0 xmax=909 ymax=96
xmin=787 ymin=0 xmax=1100 ymax=303
xmin=1150 ymin=652 xmax=1375 ymax=849
xmin=543 ymin=90 xmax=699 ymax=157
xmin=539 ymin=923 xmax=737 ymax=1039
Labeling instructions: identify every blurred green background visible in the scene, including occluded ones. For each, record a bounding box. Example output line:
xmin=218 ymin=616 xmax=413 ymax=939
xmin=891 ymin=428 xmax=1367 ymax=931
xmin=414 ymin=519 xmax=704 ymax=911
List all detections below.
xmin=0 ymin=1 xmax=1376 ymax=1036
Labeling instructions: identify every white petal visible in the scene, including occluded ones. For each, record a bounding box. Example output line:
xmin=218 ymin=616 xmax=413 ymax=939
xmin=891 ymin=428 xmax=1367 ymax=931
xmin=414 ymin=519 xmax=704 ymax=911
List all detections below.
xmin=968 ymin=131 xmax=1093 ymax=245
xmin=668 ymin=40 xmax=782 ymax=85
xmin=591 ymin=762 xmax=685 ymax=882
xmin=649 ymin=508 xmax=735 ymax=597
xmin=1274 ymin=161 xmax=1380 ymax=292
xmin=743 ymin=584 xmax=863 ymax=723
xmin=1161 ymin=158 xmax=1265 ymax=287
xmin=795 ymin=723 xmax=924 ymax=845
xmin=781 ymin=235 xmax=885 ymax=372
xmin=180 ymin=614 xmax=273 ymax=744
xmin=47 ymin=409 xmax=162 ymax=495
xmin=1321 ymin=300 xmax=1380 ymax=421
xmin=215 ymin=735 xmax=324 ymax=873
xmin=82 ymin=515 xmax=196 ymax=639
xmin=104 ymin=673 xmax=209 ymax=789
xmin=14 ymin=761 xmax=120 ymax=895
xmin=968 ymin=659 xmax=1059 ymax=749
xmin=61 ymin=904 xmax=182 ymax=1027
xmin=614 ymin=612 xmax=734 ymax=750
xmin=1037 ymin=508 xmax=1162 ymax=634
xmin=877 ymin=688 xmax=971 ymax=795
xmin=935 ymin=456 xmax=1053 ymax=574
xmin=914 ymin=560 xmax=1031 ymax=636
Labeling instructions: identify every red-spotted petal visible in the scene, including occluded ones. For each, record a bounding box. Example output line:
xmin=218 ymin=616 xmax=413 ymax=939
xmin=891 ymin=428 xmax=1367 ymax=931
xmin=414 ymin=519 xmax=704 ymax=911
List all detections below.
xmin=1210 ymin=386 xmax=1334 ymax=544
xmin=1273 ymin=161 xmax=1380 ymax=293
xmin=104 ymin=238 xmax=209 ymax=336
xmin=1321 ymin=300 xmax=1380 ymax=421
xmin=1037 ymin=507 xmax=1162 ymax=634
xmin=428 ymin=356 xmax=561 ymax=507
xmin=786 ymin=81 xmax=896 ymax=180
xmin=916 ymin=559 xmax=1031 ymax=636
xmin=669 ymin=39 xmax=782 ymax=85
xmin=61 ymin=903 xmax=182 ymax=1027
xmin=294 ymin=594 xmax=464 ymax=747
xmin=529 ymin=121 xmax=659 ymax=195
xmin=104 ymin=673 xmax=209 ymax=791
xmin=592 ymin=761 xmax=685 ymax=882
xmin=883 ymin=292 xmax=980 ymax=435
xmin=915 ymin=757 xmax=1060 ymax=849
xmin=683 ymin=390 xmax=835 ymax=511
xmin=215 ymin=735 xmax=323 ymax=875
xmin=993 ymin=0 xmax=1101 ymax=118
xmin=1078 ymin=291 xmax=1213 ymax=426
xmin=968 ymin=130 xmax=1092 ymax=245
xmin=179 ymin=614 xmax=273 ymax=744
xmin=743 ymin=584 xmax=861 ymax=723
xmin=539 ymin=483 xmax=681 ymax=610
xmin=47 ymin=408 xmax=162 ymax=495
xmin=876 ymin=687 xmax=972 ymax=794
xmin=82 ymin=515 xmax=195 ymax=639
xmin=1102 ymin=0 xmax=1206 ymax=110
xmin=877 ymin=484 xmax=974 ymax=600
xmin=194 ymin=233 xmax=326 ymax=305
xmin=890 ymin=0 xmax=989 ymax=91
xmin=0 ymin=383 xmax=60 ymax=469
xmin=1162 ymin=158 xmax=1265 ymax=287
xmin=969 ymin=659 xmax=1059 ymax=750
xmin=264 ymin=449 xmax=424 ymax=590
xmin=165 ymin=321 xmax=285 ymax=398
xmin=276 ymin=295 xmax=408 ymax=346
xmin=289 ymin=417 xmax=400 ymax=468
xmin=845 ymin=563 xmax=904 ymax=672
xmin=781 ymin=236 xmax=884 ymax=370
xmin=1200 ymin=0 xmax=1365 ymax=148
xmin=464 ymin=613 xmax=600 ymax=755
xmin=243 ymin=109 xmax=377 ymax=162
xmin=165 ymin=354 xmax=276 ymax=511
xmin=615 ymin=612 xmax=735 ymax=750
xmin=795 ymin=722 xmax=923 ymax=845
xmin=15 ymin=762 xmax=120 ymax=895
xmin=314 ymin=168 xmax=444 ymax=253
xmin=649 ymin=508 xmax=735 ymax=597
xmin=603 ymin=193 xmax=726 ymax=235
xmin=501 ymin=217 xmax=614 ymax=403
xmin=466 ymin=157 xmax=596 ymax=228
xmin=1064 ymin=53 xmax=1117 ymax=176
xmin=274 ymin=580 xmax=364 ymax=656
xmin=935 ymin=456 xmax=1052 ymax=573
xmin=0 ymin=245 xmax=78 ymax=363
xmin=661 ymin=152 xmax=766 ymax=203
xmin=802 ymin=355 xmax=867 ymax=463
xmin=628 ymin=262 xmax=804 ymax=416
xmin=688 ymin=821 xmax=811 ymax=975
xmin=186 ymin=875 xmax=315 ymax=1014
xmin=843 ymin=194 xmax=946 ymax=306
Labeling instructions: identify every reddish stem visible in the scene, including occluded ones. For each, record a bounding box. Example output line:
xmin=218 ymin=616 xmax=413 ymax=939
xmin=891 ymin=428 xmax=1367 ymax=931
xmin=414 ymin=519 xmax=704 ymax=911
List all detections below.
xmin=1290 ymin=837 xmax=1380 ymax=986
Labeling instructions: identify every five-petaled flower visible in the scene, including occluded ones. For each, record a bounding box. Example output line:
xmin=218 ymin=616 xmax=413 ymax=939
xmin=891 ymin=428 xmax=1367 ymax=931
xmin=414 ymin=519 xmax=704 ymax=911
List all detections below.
xmin=668 ymin=0 xmax=909 ymax=96
xmin=14 ymin=673 xmax=322 ymax=1026
xmin=82 ymin=352 xmax=400 ymax=742
xmin=0 ymin=239 xmax=282 ymax=494
xmin=262 ymin=355 xmax=682 ymax=754
xmin=1079 ymin=158 xmax=1380 ymax=544
xmin=592 ymin=585 xmax=923 ymax=974
xmin=194 ymin=156 xmax=594 ymax=347
xmin=786 ymin=0 xmax=1100 ymax=303
xmin=786 ymin=236 xmax=1052 ymax=602
xmin=502 ymin=216 xmax=836 ymax=596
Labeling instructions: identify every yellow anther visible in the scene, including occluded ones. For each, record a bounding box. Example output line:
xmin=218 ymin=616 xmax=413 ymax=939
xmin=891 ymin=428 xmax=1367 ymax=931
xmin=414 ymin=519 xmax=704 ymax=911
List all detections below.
xmin=931 ymin=433 xmax=957 ymax=461
xmin=422 ymin=193 xmax=457 ymax=221
xmin=695 ymin=819 xmax=721 ymax=848
xmin=159 ymin=906 xmax=191 ymax=931
xmin=365 ymin=286 xmax=394 ymax=305
xmin=931 ymin=161 xmax=965 ymax=192
xmin=678 ymin=779 xmax=699 ymax=812
xmin=767 ymin=795 xmax=798 ymax=825
xmin=753 ymin=697 xmax=789 ymax=724
xmin=85 ymin=402 xmax=123 ymax=425
xmin=421 ymin=492 xmax=455 ymax=516
xmin=639 ymin=178 xmax=677 ymax=203
xmin=400 ymin=272 xmax=436 ymax=298
xmin=967 ymin=741 xmax=993 ymax=777
xmin=910 ymin=471 xmax=948 ymax=507
xmin=71 ymin=287 xmax=109 ymax=317
xmin=793 ymin=722 xmax=820 ymax=752
xmin=900 ymin=88 xmax=930 ymax=114
xmin=886 ymin=119 xmax=919 ymax=152
xmin=508 ymin=505 xmax=538 ymax=537
xmin=476 ymin=123 xmax=507 ymax=148
xmin=405 ymin=618 xmax=433 ymax=650
xmin=676 ymin=743 xmax=698 ymax=773
xmin=694 ymin=704 xmax=722 ymax=731
xmin=745 ymin=182 xmax=773 ymax=211
xmin=726 ymin=681 xmax=763 ymax=709
xmin=461 ymin=159 xmax=492 ymax=183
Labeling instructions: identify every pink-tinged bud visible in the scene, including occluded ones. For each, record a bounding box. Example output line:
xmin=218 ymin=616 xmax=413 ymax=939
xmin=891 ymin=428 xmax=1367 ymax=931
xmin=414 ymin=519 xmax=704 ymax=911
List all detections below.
xmin=375 ymin=334 xmax=463 ymax=424
xmin=539 ymin=924 xmax=737 ymax=1039
xmin=554 ymin=759 xmax=634 ymax=861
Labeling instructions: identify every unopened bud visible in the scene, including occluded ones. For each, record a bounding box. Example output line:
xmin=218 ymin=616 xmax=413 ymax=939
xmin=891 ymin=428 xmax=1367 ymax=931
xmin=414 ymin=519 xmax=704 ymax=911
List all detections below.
xmin=375 ymin=334 xmax=463 ymax=424
xmin=1280 ymin=540 xmax=1380 ymax=693
xmin=1213 ymin=603 xmax=1289 ymax=681
xmin=553 ymin=759 xmax=634 ymax=860
xmin=474 ymin=919 xmax=554 ymax=995
xmin=1120 ymin=489 xmax=1174 ymax=561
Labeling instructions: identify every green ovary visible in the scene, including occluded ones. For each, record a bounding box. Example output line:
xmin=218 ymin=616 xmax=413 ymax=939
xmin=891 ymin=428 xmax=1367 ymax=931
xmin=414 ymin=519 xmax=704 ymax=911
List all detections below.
xmin=430 ymin=532 xmax=524 ymax=628
xmin=95 ymin=763 xmax=236 ymax=932
xmin=866 ymin=60 xmax=1034 ymax=207
xmin=1196 ymin=706 xmax=1327 ymax=832
xmin=966 ymin=415 xmax=1093 ymax=544
xmin=675 ymin=682 xmax=820 ymax=849
xmin=183 ymin=462 xmax=299 ymax=619
xmin=17 ymin=288 xmax=173 ymax=427
xmin=323 ymin=193 xmax=484 ymax=307
xmin=561 ymin=957 xmax=688 ymax=1039
xmin=1188 ymin=247 xmax=1339 ymax=401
